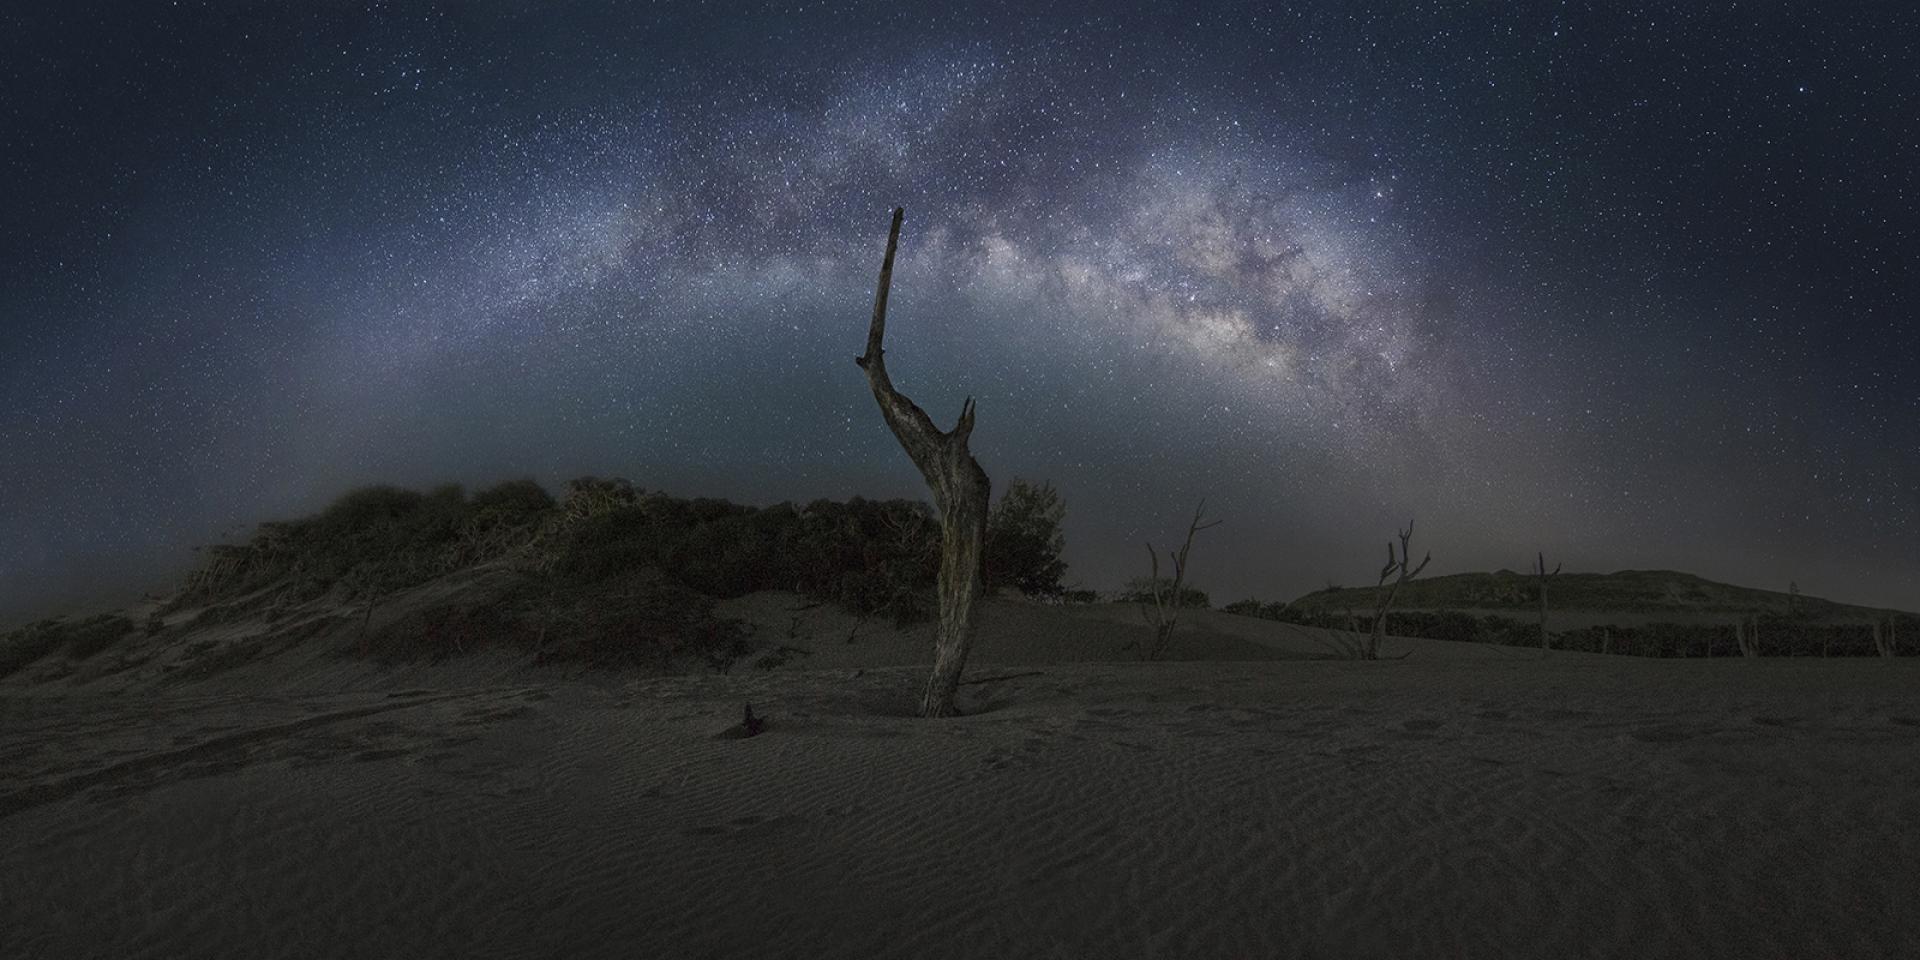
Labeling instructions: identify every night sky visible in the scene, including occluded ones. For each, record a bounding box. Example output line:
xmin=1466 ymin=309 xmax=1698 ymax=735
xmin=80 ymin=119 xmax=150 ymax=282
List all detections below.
xmin=4 ymin=1 xmax=1917 ymax=624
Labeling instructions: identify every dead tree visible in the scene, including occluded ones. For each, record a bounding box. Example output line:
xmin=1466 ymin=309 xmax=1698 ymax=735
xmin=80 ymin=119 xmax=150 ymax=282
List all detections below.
xmin=1365 ymin=520 xmax=1431 ymax=660
xmin=1532 ymin=552 xmax=1562 ymax=650
xmin=855 ymin=208 xmax=992 ymax=718
xmin=1735 ymin=615 xmax=1759 ymax=658
xmin=1139 ymin=500 xmax=1222 ymax=660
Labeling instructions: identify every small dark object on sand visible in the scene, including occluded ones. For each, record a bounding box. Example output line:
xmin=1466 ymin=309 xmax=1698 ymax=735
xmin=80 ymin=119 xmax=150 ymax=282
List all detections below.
xmin=712 ymin=703 xmax=768 ymax=740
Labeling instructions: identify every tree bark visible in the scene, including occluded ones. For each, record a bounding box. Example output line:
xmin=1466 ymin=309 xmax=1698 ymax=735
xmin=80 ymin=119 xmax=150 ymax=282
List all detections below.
xmin=856 ymin=208 xmax=992 ymax=718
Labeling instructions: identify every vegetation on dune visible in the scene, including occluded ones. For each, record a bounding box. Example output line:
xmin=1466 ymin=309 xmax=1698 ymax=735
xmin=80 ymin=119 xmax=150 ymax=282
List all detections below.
xmin=0 ymin=614 xmax=135 ymax=678
xmin=1260 ymin=561 xmax=1913 ymax=658
xmin=1223 ymin=600 xmax=1919 ymax=658
xmin=175 ymin=480 xmax=555 ymax=609
xmin=1286 ymin=568 xmax=1884 ymax=621
xmin=152 ymin=473 xmax=1070 ymax=672
xmin=1119 ymin=579 xmax=1211 ymax=610
xmin=1224 ymin=598 xmax=1292 ymax=620
xmin=15 ymin=458 xmax=1901 ymax=679
xmin=985 ymin=478 xmax=1068 ymax=600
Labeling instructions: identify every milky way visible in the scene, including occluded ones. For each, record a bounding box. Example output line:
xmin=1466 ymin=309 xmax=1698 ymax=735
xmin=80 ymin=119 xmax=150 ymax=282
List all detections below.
xmin=3 ymin=2 xmax=1916 ymax=619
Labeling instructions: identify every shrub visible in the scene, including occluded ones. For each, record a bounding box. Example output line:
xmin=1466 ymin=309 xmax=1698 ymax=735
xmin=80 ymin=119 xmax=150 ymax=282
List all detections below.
xmin=516 ymin=570 xmax=749 ymax=670
xmin=470 ymin=478 xmax=556 ymax=521
xmin=1120 ymin=577 xmax=1209 ymax=609
xmin=1225 ymin=598 xmax=1301 ymax=622
xmin=176 ymin=477 xmax=984 ymax=661
xmin=560 ymin=476 xmax=638 ymax=521
xmin=781 ymin=497 xmax=940 ymax=623
xmin=63 ymin=614 xmax=134 ymax=660
xmin=0 ymin=621 xmax=67 ymax=678
xmin=0 ymin=614 xmax=136 ymax=676
xmin=986 ymin=478 xmax=1069 ymax=599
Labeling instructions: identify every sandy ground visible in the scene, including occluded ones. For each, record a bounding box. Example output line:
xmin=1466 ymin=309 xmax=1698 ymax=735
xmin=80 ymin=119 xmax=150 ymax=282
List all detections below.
xmin=4 ymin=602 xmax=1919 ymax=958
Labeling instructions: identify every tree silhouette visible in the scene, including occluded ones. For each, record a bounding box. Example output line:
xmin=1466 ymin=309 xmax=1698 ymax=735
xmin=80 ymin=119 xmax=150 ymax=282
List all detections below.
xmin=1364 ymin=520 xmax=1431 ymax=660
xmin=855 ymin=208 xmax=992 ymax=718
xmin=1532 ymin=552 xmax=1562 ymax=650
xmin=1137 ymin=500 xmax=1221 ymax=660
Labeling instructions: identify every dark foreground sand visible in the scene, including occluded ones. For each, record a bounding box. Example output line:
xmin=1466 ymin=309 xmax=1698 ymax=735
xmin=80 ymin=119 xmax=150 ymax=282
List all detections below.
xmin=4 ymin=647 xmax=1919 ymax=959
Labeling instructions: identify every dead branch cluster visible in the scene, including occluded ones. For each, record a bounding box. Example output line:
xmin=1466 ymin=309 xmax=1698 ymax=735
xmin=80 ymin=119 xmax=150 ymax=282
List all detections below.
xmin=1135 ymin=501 xmax=1222 ymax=661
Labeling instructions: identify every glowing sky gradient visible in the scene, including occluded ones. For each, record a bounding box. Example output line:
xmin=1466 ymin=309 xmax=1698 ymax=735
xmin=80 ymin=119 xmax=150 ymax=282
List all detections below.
xmin=4 ymin=2 xmax=1917 ymax=621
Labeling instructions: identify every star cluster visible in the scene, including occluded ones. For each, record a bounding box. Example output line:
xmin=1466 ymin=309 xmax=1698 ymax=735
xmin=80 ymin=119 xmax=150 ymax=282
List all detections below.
xmin=3 ymin=1 xmax=1916 ymax=620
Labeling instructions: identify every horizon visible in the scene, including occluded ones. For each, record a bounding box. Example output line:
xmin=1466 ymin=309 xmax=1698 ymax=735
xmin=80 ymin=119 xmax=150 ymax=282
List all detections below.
xmin=4 ymin=2 xmax=1917 ymax=623
xmin=4 ymin=471 xmax=1910 ymax=630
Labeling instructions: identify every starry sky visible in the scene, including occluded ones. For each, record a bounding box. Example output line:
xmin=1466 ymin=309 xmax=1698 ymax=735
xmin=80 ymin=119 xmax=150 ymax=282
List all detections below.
xmin=4 ymin=1 xmax=1917 ymax=624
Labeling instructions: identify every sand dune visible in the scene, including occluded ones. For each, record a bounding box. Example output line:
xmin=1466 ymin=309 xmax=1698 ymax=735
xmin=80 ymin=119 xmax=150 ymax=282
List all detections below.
xmin=4 ymin=599 xmax=1919 ymax=958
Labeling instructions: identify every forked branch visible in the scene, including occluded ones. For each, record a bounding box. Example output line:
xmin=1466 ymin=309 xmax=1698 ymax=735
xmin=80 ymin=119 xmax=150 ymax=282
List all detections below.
xmin=1363 ymin=519 xmax=1430 ymax=660
xmin=1140 ymin=500 xmax=1222 ymax=660
xmin=855 ymin=208 xmax=992 ymax=718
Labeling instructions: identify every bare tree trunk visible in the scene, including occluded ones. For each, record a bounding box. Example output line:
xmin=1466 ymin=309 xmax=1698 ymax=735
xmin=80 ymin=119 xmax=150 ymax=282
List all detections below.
xmin=1532 ymin=552 xmax=1561 ymax=651
xmin=1141 ymin=501 xmax=1222 ymax=660
xmin=856 ymin=208 xmax=992 ymax=718
xmin=1366 ymin=521 xmax=1432 ymax=660
xmin=1539 ymin=587 xmax=1548 ymax=649
xmin=1736 ymin=616 xmax=1759 ymax=658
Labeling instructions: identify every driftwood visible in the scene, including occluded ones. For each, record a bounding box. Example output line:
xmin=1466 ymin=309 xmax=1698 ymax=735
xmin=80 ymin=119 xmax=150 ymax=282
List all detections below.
xmin=856 ymin=208 xmax=992 ymax=718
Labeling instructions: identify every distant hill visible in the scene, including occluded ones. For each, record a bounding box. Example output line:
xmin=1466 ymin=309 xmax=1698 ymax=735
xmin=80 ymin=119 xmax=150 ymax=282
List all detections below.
xmin=1288 ymin=569 xmax=1911 ymax=624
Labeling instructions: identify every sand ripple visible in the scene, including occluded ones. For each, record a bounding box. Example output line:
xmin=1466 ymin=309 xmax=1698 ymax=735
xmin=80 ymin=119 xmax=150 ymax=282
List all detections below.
xmin=4 ymin=659 xmax=1919 ymax=958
